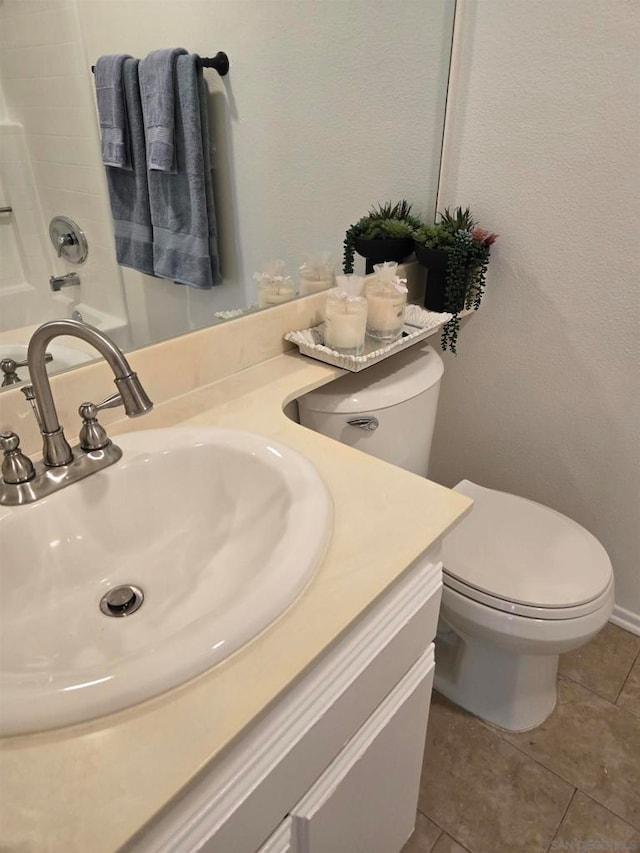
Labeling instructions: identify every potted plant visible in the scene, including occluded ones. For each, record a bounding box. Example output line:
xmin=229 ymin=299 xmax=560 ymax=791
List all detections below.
xmin=413 ymin=206 xmax=498 ymax=353
xmin=343 ymin=200 xmax=422 ymax=275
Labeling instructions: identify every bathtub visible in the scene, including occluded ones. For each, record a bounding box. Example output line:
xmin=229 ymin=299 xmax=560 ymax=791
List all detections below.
xmin=0 ymin=283 xmax=69 ymax=331
xmin=0 ymin=283 xmax=130 ymax=383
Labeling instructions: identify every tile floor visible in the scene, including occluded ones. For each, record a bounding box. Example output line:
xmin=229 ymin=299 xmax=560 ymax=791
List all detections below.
xmin=404 ymin=623 xmax=640 ymax=853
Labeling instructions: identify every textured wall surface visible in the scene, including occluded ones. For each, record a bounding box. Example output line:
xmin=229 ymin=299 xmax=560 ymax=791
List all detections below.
xmin=432 ymin=0 xmax=640 ymax=622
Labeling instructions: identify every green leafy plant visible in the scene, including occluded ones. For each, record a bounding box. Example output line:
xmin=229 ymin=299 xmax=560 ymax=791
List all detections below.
xmin=343 ymin=200 xmax=422 ymax=274
xmin=414 ymin=206 xmax=497 ymax=353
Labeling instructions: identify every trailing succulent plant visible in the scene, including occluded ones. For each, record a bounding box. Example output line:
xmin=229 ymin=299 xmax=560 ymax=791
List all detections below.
xmin=413 ymin=205 xmax=476 ymax=250
xmin=343 ymin=200 xmax=422 ymax=274
xmin=414 ymin=206 xmax=498 ymax=354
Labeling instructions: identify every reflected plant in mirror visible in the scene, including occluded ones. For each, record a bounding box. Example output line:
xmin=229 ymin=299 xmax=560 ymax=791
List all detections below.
xmin=0 ymin=0 xmax=456 ymax=387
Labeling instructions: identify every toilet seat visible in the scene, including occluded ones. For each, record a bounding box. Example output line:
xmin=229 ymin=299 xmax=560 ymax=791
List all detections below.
xmin=441 ymin=480 xmax=613 ymax=617
xmin=443 ymin=571 xmax=614 ymax=620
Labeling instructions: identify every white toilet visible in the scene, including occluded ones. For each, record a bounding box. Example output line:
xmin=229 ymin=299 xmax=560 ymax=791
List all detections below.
xmin=298 ymin=343 xmax=614 ymax=731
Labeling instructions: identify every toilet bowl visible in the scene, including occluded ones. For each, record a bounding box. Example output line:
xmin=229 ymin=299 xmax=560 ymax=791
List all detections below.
xmin=432 ymin=480 xmax=614 ymax=730
xmin=298 ymin=343 xmax=615 ymax=731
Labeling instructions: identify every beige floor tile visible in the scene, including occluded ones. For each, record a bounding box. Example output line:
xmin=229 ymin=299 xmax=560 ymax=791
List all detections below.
xmin=418 ymin=693 xmax=573 ymax=853
xmin=551 ymin=790 xmax=640 ymax=851
xmin=559 ymin=623 xmax=640 ymax=702
xmin=402 ymin=812 xmax=442 ymax=852
xmin=617 ymin=655 xmax=640 ymax=719
xmin=432 ymin=833 xmax=470 ymax=853
xmin=502 ymin=677 xmax=640 ymax=829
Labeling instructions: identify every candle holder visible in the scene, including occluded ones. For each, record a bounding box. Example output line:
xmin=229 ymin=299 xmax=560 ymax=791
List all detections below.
xmin=257 ymin=280 xmax=296 ymax=307
xmin=254 ymin=261 xmax=297 ymax=308
xmin=324 ymin=278 xmax=367 ymax=355
xmin=299 ymin=252 xmax=335 ymax=296
xmin=365 ymin=262 xmax=407 ymax=342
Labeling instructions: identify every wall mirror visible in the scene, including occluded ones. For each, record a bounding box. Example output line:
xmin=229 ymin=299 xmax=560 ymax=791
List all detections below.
xmin=0 ymin=0 xmax=455 ymax=388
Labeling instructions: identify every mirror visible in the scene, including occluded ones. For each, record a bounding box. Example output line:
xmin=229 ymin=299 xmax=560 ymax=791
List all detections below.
xmin=0 ymin=0 xmax=455 ymax=387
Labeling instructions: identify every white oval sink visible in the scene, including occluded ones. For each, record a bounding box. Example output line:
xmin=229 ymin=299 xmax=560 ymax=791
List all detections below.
xmin=0 ymin=427 xmax=332 ymax=735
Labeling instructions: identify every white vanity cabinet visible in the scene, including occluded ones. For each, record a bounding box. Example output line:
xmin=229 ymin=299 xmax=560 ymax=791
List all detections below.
xmin=127 ymin=554 xmax=442 ymax=853
xmin=287 ymin=650 xmax=433 ymax=853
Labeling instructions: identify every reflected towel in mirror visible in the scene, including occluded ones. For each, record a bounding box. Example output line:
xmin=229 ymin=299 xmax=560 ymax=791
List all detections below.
xmin=103 ymin=57 xmax=154 ymax=277
xmin=94 ymin=53 xmax=132 ymax=168
xmin=146 ymin=53 xmax=221 ymax=289
xmin=139 ymin=47 xmax=187 ymax=172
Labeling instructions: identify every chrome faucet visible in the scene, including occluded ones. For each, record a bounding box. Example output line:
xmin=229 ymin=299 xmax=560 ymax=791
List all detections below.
xmin=49 ymin=271 xmax=80 ymax=292
xmin=28 ymin=319 xmax=152 ymax=465
xmin=0 ymin=319 xmax=153 ymax=506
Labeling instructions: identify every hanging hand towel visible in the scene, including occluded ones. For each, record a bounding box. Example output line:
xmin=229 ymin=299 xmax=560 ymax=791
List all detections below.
xmin=139 ymin=47 xmax=187 ymax=172
xmin=94 ymin=54 xmax=132 ymax=168
xmin=147 ymin=54 xmax=221 ymax=288
xmin=104 ymin=57 xmax=154 ymax=276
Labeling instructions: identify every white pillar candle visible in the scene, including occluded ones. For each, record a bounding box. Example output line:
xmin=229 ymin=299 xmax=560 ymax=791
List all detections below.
xmin=365 ymin=282 xmax=407 ymax=342
xmin=324 ymin=293 xmax=367 ymax=354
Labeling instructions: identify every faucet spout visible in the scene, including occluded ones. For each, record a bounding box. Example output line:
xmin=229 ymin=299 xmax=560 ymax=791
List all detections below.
xmin=27 ymin=319 xmax=153 ymax=467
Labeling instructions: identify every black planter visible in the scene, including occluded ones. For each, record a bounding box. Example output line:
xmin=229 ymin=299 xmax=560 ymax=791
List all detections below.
xmin=414 ymin=244 xmax=466 ymax=313
xmin=354 ymin=237 xmax=414 ymax=275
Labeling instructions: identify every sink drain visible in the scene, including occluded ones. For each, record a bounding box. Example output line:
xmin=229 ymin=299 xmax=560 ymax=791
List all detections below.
xmin=100 ymin=585 xmax=144 ymax=617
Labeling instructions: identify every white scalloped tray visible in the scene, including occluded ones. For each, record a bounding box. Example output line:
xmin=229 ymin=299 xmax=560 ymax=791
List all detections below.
xmin=284 ymin=305 xmax=452 ymax=372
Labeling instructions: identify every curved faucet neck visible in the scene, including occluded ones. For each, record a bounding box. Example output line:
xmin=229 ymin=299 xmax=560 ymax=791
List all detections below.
xmin=27 ymin=320 xmax=134 ymax=436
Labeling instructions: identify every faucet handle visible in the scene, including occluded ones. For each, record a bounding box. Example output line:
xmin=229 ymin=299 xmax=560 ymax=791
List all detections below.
xmin=56 ymin=232 xmax=75 ymax=257
xmin=79 ymin=393 xmax=123 ymax=419
xmin=1 ymin=358 xmax=26 ymax=388
xmin=78 ymin=393 xmax=123 ymax=451
xmin=0 ymin=431 xmax=35 ymax=484
xmin=1 ymin=353 xmax=52 ymax=388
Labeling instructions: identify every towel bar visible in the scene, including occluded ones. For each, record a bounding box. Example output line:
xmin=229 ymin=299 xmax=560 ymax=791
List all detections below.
xmin=91 ymin=51 xmax=229 ymax=76
xmin=0 ymin=206 xmax=12 ymax=214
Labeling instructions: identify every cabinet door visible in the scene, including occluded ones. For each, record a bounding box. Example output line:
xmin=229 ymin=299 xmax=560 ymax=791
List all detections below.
xmin=256 ymin=818 xmax=293 ymax=853
xmin=290 ymin=648 xmax=434 ymax=853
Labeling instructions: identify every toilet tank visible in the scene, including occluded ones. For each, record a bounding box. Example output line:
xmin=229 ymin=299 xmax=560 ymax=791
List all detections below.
xmin=298 ymin=343 xmax=444 ymax=477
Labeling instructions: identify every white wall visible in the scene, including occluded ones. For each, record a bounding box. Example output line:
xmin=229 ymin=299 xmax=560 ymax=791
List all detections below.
xmin=432 ymin=1 xmax=640 ymax=625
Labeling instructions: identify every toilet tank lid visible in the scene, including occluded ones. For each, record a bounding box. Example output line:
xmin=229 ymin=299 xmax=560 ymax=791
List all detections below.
xmin=299 ymin=343 xmax=444 ymax=414
xmin=442 ymin=481 xmax=613 ymax=609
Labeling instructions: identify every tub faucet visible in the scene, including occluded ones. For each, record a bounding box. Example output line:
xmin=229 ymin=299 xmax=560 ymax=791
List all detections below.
xmin=49 ymin=271 xmax=80 ymax=292
xmin=0 ymin=319 xmax=153 ymax=505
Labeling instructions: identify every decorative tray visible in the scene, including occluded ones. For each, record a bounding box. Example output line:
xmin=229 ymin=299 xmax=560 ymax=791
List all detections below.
xmin=284 ymin=304 xmax=452 ymax=372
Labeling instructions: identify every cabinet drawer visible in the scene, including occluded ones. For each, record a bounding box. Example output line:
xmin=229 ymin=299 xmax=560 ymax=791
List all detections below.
xmin=291 ymin=649 xmax=435 ymax=853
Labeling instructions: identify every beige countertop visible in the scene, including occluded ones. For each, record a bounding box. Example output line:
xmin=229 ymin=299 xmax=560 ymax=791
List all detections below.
xmin=0 ymin=346 xmax=471 ymax=853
